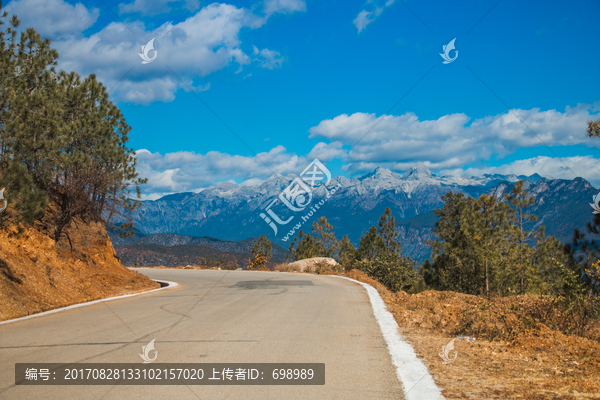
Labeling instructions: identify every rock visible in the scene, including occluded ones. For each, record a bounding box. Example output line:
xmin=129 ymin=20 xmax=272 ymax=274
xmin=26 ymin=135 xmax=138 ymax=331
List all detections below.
xmin=286 ymin=257 xmax=339 ymax=272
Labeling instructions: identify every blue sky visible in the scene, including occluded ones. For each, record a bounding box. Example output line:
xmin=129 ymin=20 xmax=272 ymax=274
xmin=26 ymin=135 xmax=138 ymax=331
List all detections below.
xmin=4 ymin=0 xmax=600 ymax=198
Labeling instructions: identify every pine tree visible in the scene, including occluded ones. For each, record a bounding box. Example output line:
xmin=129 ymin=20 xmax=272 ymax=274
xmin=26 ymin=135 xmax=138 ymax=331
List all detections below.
xmin=356 ymin=207 xmax=417 ymax=292
xmin=252 ymin=235 xmax=272 ymax=259
xmin=338 ymin=235 xmax=356 ymax=271
xmin=288 ymin=230 xmax=321 ymax=261
xmin=311 ymin=216 xmax=339 ymax=258
xmin=0 ymin=5 xmax=145 ymax=239
xmin=287 ymin=218 xmax=340 ymax=261
xmin=587 ymin=118 xmax=600 ymax=139
xmin=568 ymin=213 xmax=600 ymax=298
xmin=427 ymin=192 xmax=512 ymax=296
xmin=249 ymin=235 xmax=272 ymax=270
xmin=427 ymin=192 xmax=483 ymax=294
xmin=378 ymin=207 xmax=401 ymax=255
xmin=0 ymin=12 xmax=54 ymax=225
xmin=502 ymin=181 xmax=542 ymax=294
xmin=357 ymin=226 xmax=383 ymax=261
xmin=463 ymin=194 xmax=511 ymax=298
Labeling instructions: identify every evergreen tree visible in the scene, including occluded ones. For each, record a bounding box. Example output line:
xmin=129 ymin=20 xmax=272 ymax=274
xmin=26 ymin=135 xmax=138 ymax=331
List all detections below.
xmin=568 ymin=213 xmax=600 ymax=298
xmin=427 ymin=192 xmax=512 ymax=296
xmin=587 ymin=118 xmax=600 ymax=139
xmin=427 ymin=192 xmax=484 ymax=294
xmin=311 ymin=216 xmax=339 ymax=258
xmin=356 ymin=207 xmax=417 ymax=292
xmin=338 ymin=234 xmax=356 ymax=271
xmin=249 ymin=235 xmax=272 ymax=270
xmin=357 ymin=208 xmax=402 ymax=261
xmin=288 ymin=230 xmax=321 ymax=261
xmin=378 ymin=207 xmax=401 ymax=255
xmin=419 ymin=259 xmax=438 ymax=288
xmin=356 ymin=225 xmax=382 ymax=262
xmin=502 ymin=181 xmax=542 ymax=294
xmin=426 ymin=186 xmax=581 ymax=298
xmin=252 ymin=235 xmax=272 ymax=259
xmin=0 ymin=11 xmax=53 ymax=225
xmin=462 ymin=194 xmax=511 ymax=298
xmin=0 ymin=5 xmax=145 ymax=240
xmin=287 ymin=217 xmax=340 ymax=261
xmin=536 ymin=235 xmax=580 ymax=295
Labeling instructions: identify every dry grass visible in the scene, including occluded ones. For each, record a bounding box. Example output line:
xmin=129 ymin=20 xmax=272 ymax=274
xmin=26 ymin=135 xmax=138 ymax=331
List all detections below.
xmin=397 ymin=325 xmax=600 ymax=399
xmin=379 ymin=288 xmax=600 ymax=398
xmin=384 ymin=290 xmax=600 ymax=343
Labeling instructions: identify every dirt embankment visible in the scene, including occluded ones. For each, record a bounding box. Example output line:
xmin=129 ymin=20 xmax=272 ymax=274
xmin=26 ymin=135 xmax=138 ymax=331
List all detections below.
xmin=0 ymin=221 xmax=159 ymax=322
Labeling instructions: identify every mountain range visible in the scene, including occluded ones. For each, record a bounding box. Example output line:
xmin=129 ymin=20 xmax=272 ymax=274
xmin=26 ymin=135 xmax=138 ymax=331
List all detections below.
xmin=112 ymin=164 xmax=598 ymax=262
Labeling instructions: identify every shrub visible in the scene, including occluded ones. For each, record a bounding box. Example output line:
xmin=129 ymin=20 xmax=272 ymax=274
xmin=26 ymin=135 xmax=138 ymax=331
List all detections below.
xmin=355 ymin=254 xmax=417 ymax=292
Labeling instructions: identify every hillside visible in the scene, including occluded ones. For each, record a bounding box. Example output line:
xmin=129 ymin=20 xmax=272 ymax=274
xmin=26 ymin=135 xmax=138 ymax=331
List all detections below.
xmin=0 ymin=221 xmax=159 ymax=322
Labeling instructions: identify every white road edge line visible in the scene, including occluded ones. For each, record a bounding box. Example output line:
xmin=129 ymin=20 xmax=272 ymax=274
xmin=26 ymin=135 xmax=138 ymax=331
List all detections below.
xmin=330 ymin=275 xmax=444 ymax=400
xmin=0 ymin=280 xmax=179 ymax=326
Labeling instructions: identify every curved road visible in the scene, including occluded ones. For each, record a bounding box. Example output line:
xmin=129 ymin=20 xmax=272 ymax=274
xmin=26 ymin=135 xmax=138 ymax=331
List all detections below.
xmin=0 ymin=269 xmax=405 ymax=399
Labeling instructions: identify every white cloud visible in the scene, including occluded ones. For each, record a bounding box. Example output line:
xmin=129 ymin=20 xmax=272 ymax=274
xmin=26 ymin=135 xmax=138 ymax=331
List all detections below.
xmin=309 ymin=103 xmax=600 ymax=174
xmin=253 ymin=45 xmax=284 ymax=69
xmin=5 ymin=0 xmax=99 ymax=37
xmin=353 ymin=9 xmax=381 ymax=34
xmin=263 ymin=0 xmax=306 ymax=16
xmin=134 ymin=145 xmax=316 ymax=194
xmin=116 ymin=77 xmax=179 ymax=104
xmin=439 ymin=156 xmax=600 ymax=187
xmin=353 ymin=0 xmax=391 ymax=34
xmin=8 ymin=0 xmax=295 ymax=104
xmin=307 ymin=141 xmax=345 ymax=162
xmin=119 ymin=0 xmax=199 ymax=16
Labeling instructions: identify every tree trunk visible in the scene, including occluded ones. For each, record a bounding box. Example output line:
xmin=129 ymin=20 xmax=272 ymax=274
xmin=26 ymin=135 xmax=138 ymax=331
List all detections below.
xmin=485 ymin=259 xmax=489 ymax=299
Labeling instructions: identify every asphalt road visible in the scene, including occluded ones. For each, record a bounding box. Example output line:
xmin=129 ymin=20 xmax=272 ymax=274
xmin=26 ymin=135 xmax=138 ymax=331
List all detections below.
xmin=0 ymin=269 xmax=405 ymax=399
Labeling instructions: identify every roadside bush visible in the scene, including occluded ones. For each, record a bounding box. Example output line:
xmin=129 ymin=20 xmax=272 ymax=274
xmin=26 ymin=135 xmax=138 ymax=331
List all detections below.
xmin=355 ymin=254 xmax=417 ymax=293
xmin=274 ymin=263 xmax=295 ymax=272
xmin=310 ymin=260 xmax=343 ymax=274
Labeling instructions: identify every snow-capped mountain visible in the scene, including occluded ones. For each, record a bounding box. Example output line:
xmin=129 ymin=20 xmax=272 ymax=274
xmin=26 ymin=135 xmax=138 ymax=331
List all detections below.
xmin=119 ymin=164 xmax=596 ymax=261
